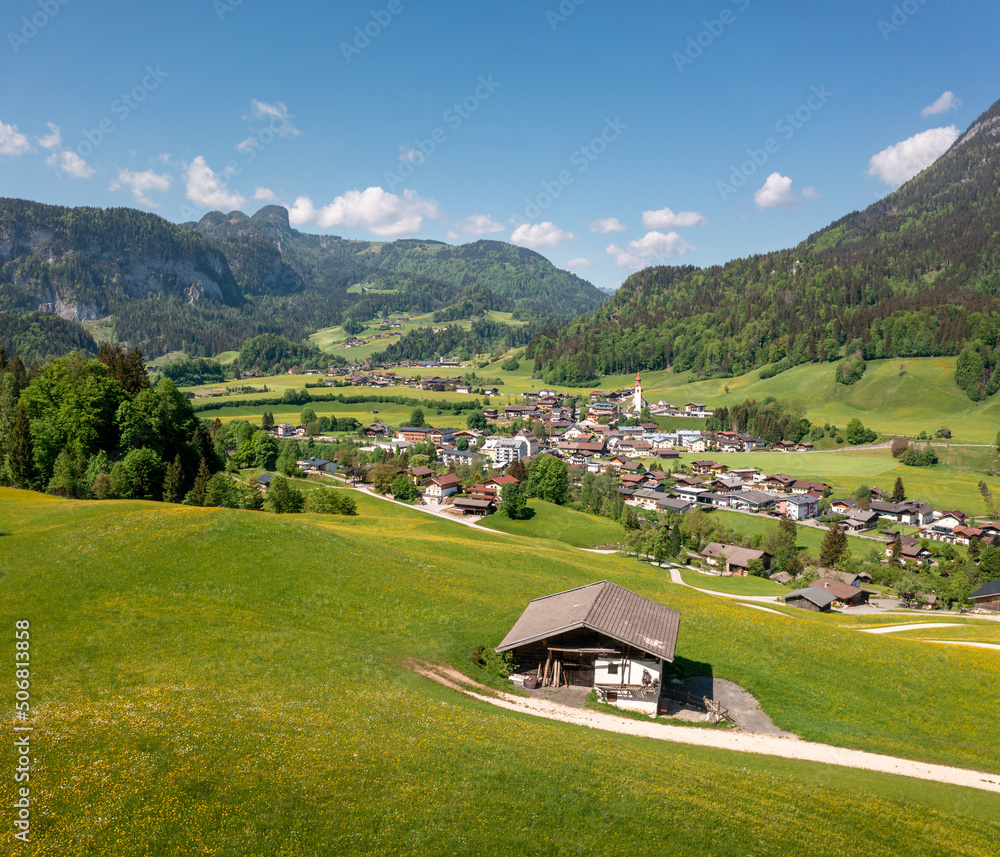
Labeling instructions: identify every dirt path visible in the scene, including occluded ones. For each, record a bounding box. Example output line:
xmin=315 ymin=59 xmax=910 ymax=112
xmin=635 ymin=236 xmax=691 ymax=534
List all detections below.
xmin=861 ymin=623 xmax=962 ymax=634
xmin=413 ymin=662 xmax=1000 ymax=794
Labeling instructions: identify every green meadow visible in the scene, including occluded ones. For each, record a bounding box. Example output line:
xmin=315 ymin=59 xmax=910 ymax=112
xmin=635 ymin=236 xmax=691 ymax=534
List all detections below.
xmin=1 ymin=488 xmax=999 ymax=855
xmin=675 ymin=448 xmax=1000 ymax=515
xmin=476 ymin=498 xmax=625 ymax=548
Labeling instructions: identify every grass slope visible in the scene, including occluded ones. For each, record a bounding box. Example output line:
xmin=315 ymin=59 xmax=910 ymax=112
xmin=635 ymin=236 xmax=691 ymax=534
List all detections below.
xmin=476 ymin=499 xmax=624 ymax=548
xmin=2 ymin=490 xmax=999 ymax=855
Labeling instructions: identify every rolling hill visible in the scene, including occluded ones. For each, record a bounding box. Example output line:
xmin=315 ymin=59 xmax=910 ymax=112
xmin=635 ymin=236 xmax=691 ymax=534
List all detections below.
xmin=0 ymin=199 xmax=606 ymax=359
xmin=530 ymin=96 xmax=1000 ymax=391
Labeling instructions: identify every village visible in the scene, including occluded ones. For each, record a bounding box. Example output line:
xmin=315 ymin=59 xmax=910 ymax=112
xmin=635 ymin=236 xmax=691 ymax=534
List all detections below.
xmin=252 ymin=371 xmax=1000 ymax=618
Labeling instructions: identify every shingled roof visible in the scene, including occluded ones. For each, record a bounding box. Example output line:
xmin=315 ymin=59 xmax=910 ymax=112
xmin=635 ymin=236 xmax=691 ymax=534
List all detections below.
xmin=496 ymin=581 xmax=680 ymax=661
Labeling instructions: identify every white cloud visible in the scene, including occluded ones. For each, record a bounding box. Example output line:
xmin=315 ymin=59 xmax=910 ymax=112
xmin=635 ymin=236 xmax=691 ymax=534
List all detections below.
xmin=0 ymin=120 xmax=32 ymax=156
xmin=451 ymin=213 xmax=504 ymax=237
xmin=867 ymin=126 xmax=959 ymax=186
xmin=46 ymin=150 xmax=95 ymax=179
xmin=253 ymin=187 xmax=281 ymax=202
xmin=754 ymin=173 xmax=799 ymax=210
xmin=642 ymin=206 xmax=707 ymax=229
xmin=509 ymin=222 xmax=576 ymax=249
xmin=109 ymin=168 xmax=172 ymax=207
xmin=36 ymin=122 xmax=61 ymax=150
xmin=802 ymin=186 xmax=821 ymax=201
xmin=607 ymin=231 xmax=694 ymax=268
xmin=184 ymin=156 xmax=247 ymax=210
xmin=921 ymin=91 xmax=961 ymax=117
xmin=565 ymin=257 xmax=593 ymax=268
xmin=399 ymin=145 xmax=424 ymax=164
xmin=245 ymin=100 xmax=300 ymax=137
xmin=590 ymin=217 xmax=626 ymax=234
xmin=287 ymin=186 xmax=443 ymax=237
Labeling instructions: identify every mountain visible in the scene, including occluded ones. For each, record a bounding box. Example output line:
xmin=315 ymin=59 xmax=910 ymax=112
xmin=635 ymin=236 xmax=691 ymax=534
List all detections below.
xmin=0 ymin=199 xmax=605 ymax=358
xmin=530 ymin=97 xmax=1000 ymax=389
xmin=0 ymin=198 xmax=243 ymax=319
xmin=191 ymin=206 xmax=606 ymax=317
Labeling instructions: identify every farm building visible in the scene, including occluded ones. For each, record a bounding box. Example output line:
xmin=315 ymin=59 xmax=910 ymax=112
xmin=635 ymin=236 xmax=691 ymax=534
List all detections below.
xmin=496 ymin=581 xmax=680 ymax=715
xmin=783 ymin=588 xmax=836 ymax=612
xmin=807 ymin=578 xmax=870 ymax=607
xmin=970 ymin=581 xmax=1000 ymax=612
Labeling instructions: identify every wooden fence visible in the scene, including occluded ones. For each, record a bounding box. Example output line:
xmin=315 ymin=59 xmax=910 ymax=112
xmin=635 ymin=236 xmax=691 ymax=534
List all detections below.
xmin=661 ymin=688 xmax=731 ymax=723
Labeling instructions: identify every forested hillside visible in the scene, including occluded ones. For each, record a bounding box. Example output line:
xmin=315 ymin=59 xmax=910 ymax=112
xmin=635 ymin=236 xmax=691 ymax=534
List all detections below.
xmin=531 ymin=97 xmax=1000 ymax=394
xmin=0 ymin=199 xmax=604 ymax=360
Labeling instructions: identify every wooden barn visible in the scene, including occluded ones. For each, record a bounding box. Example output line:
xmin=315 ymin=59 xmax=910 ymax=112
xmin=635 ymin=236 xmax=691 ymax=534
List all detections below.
xmin=495 ymin=581 xmax=681 ymax=715
xmin=970 ymin=581 xmax=1000 ymax=612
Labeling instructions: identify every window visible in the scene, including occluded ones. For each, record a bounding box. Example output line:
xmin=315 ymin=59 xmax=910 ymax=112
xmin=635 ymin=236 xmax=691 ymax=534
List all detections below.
xmin=608 ymin=662 xmax=618 ymax=675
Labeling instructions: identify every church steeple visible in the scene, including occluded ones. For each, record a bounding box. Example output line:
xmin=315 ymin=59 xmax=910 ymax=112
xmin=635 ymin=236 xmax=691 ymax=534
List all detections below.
xmin=633 ymin=373 xmax=643 ymax=413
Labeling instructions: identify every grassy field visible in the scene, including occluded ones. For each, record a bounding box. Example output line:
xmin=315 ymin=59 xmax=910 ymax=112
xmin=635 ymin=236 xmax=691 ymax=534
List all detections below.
xmin=2 ymin=489 xmax=1000 ymax=853
xmin=204 ymin=399 xmax=470 ymax=429
xmin=675 ymin=448 xmax=1000 ymax=515
xmin=476 ymin=499 xmax=625 ymax=548
xmin=705 ymin=509 xmax=879 ymax=560
xmin=677 ymin=568 xmax=789 ymax=596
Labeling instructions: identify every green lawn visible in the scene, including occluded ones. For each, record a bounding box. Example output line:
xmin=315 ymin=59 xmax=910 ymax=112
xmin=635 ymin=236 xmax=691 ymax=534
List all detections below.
xmin=706 ymin=508 xmax=878 ymax=560
xmin=676 ymin=567 xmax=789 ymax=596
xmin=3 ymin=489 xmax=1000 ymax=854
xmin=674 ymin=448 xmax=1000 ymax=515
xmin=476 ymin=499 xmax=625 ymax=548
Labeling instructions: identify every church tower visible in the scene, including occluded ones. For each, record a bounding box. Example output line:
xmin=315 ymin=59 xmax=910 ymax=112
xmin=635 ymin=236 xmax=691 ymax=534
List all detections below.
xmin=633 ymin=373 xmax=643 ymax=414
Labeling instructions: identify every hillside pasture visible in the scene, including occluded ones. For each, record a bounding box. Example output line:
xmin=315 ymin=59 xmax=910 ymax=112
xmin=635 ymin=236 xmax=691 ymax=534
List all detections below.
xmin=1 ymin=489 xmax=1000 ymax=854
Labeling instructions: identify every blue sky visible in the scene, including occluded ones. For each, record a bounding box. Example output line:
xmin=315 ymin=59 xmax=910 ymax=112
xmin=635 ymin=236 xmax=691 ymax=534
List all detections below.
xmin=1 ymin=0 xmax=998 ymax=290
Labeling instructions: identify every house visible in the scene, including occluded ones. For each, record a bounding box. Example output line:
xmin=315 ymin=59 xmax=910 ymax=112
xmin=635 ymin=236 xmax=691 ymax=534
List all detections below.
xmin=408 ymin=465 xmax=435 ymax=485
xmin=398 ymin=426 xmax=434 ymax=444
xmin=843 ymin=510 xmax=879 ymax=532
xmin=700 ymin=543 xmax=772 ymax=576
xmin=439 ymin=449 xmax=477 ymax=467
xmin=628 ymin=489 xmax=667 ymax=511
xmin=791 ymin=480 xmax=829 ymax=495
xmin=656 ymin=497 xmax=692 ymax=514
xmin=784 ymin=588 xmax=835 ymax=612
xmin=691 ymin=460 xmax=718 ymax=475
xmin=783 ymin=494 xmax=819 ymax=520
xmin=452 ymin=497 xmax=495 ymax=516
xmin=496 ymin=581 xmax=681 ymax=715
xmin=297 ymin=457 xmax=338 ymax=474
xmin=870 ymin=500 xmax=918 ymax=525
xmin=729 ymin=490 xmax=777 ymax=513
xmin=808 ymin=578 xmax=870 ymax=607
xmin=763 ymin=474 xmax=796 ymax=492
xmin=769 ymin=571 xmax=795 ymax=585
xmin=829 ymin=498 xmax=858 ymax=516
xmin=256 ymin=473 xmax=276 ymax=490
xmin=970 ymin=581 xmax=1000 ymax=612
xmin=428 ymin=427 xmax=458 ymax=447
xmin=424 ymin=474 xmax=462 ymax=500
xmin=484 ymin=436 xmax=532 ymax=466
xmin=673 ymin=485 xmax=708 ymax=505
xmin=364 ymin=422 xmax=392 ymax=438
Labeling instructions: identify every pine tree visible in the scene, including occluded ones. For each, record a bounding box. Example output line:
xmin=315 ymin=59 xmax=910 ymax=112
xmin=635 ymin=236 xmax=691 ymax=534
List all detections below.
xmin=819 ymin=524 xmax=848 ymax=568
xmin=892 ymin=476 xmax=905 ymax=502
xmin=669 ymin=524 xmax=683 ymax=557
xmin=186 ymin=458 xmax=210 ymax=506
xmin=9 ymin=405 xmax=35 ymax=490
xmin=163 ymin=454 xmax=185 ymax=504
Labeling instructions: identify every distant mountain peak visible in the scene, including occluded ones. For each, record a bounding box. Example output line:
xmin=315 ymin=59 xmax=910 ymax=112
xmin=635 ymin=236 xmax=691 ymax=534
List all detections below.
xmin=251 ymin=205 xmax=292 ymax=232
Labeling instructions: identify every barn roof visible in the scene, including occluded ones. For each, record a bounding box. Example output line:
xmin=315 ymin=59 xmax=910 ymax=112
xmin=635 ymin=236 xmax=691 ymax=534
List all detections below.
xmin=496 ymin=581 xmax=680 ymax=661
